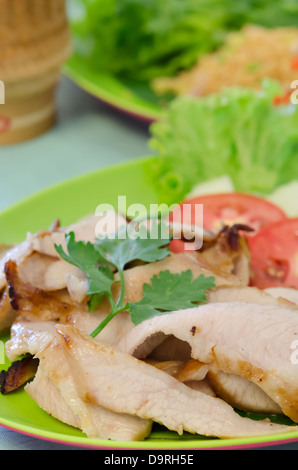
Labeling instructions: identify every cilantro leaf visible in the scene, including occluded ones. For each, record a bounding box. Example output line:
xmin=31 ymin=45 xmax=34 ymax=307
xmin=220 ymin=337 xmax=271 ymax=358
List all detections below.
xmin=55 ymin=232 xmax=101 ymax=271
xmin=55 ymin=224 xmax=173 ymax=337
xmin=55 ymin=228 xmax=213 ymax=338
xmin=94 ymin=222 xmax=172 ymax=271
xmin=54 ymin=232 xmax=114 ymax=308
xmin=129 ymin=270 xmax=215 ymax=325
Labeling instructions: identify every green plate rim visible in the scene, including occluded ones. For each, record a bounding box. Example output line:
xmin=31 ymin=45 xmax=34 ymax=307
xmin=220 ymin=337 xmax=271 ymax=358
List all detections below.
xmin=2 ymin=416 xmax=298 ymax=450
xmin=64 ymin=60 xmax=162 ymax=123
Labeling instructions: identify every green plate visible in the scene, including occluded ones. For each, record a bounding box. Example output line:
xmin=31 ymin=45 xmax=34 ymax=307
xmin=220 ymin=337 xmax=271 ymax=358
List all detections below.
xmin=64 ymin=54 xmax=163 ymax=123
xmin=1 ymin=155 xmax=298 ymax=449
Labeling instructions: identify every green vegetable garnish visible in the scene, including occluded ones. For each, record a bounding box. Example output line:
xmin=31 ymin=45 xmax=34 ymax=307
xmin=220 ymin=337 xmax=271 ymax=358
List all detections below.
xmin=129 ymin=270 xmax=215 ymax=325
xmin=149 ymin=80 xmax=298 ymax=204
xmin=69 ymin=0 xmax=298 ymax=82
xmin=55 ymin=225 xmax=214 ymax=336
xmin=55 ymin=232 xmax=115 ymax=311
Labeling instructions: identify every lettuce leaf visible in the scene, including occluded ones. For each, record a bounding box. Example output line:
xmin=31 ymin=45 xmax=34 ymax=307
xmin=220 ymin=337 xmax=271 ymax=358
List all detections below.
xmin=69 ymin=0 xmax=298 ymax=82
xmin=148 ymin=81 xmax=298 ymax=204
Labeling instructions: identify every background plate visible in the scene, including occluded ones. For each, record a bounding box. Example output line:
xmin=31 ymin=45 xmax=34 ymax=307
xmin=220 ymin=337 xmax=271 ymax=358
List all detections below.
xmin=64 ymin=55 xmax=163 ymax=123
xmin=1 ymin=155 xmax=298 ymax=449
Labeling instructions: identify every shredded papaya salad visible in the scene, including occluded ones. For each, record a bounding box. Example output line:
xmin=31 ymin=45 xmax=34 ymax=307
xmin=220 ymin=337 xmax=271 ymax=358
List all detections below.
xmin=169 ymin=192 xmax=298 ymax=290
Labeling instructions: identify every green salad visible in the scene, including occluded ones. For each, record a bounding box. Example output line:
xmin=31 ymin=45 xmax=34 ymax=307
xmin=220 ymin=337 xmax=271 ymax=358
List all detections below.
xmin=148 ymin=80 xmax=298 ymax=204
xmin=69 ymin=0 xmax=298 ymax=82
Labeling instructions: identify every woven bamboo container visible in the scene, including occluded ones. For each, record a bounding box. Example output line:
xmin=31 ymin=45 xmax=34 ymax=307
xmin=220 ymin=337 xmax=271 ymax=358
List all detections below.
xmin=0 ymin=0 xmax=72 ymax=144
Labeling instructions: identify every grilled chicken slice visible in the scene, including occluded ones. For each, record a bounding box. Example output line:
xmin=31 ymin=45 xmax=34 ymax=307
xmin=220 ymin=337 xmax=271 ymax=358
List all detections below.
xmin=26 ymin=212 xmax=127 ymax=259
xmin=18 ymin=212 xmax=126 ymax=295
xmin=2 ymin=214 xmax=249 ymax=327
xmin=64 ymin=247 xmax=248 ymax=309
xmin=5 ymin=320 xmax=151 ymax=441
xmin=0 ymin=288 xmax=17 ymax=332
xmin=117 ymin=251 xmax=248 ymax=306
xmin=186 ymin=378 xmax=216 ymax=396
xmin=148 ymin=358 xmax=215 ymax=398
xmin=27 ymin=366 xmax=151 ymax=441
xmin=147 ymin=359 xmax=209 ymax=383
xmin=208 ymin=368 xmax=282 ymax=415
xmin=120 ymin=302 xmax=298 ymax=423
xmin=200 ymin=227 xmax=251 ymax=285
xmin=4 ymin=244 xmax=249 ymax=342
xmin=0 ymin=241 xmax=33 ymax=291
xmin=64 ymin=272 xmax=88 ymax=303
xmin=207 ymin=286 xmax=298 ymax=309
xmin=4 ymin=260 xmax=76 ymax=322
xmin=4 ymin=259 xmax=134 ymax=345
xmin=6 ymin=320 xmax=297 ymax=439
xmin=265 ymin=287 xmax=298 ymax=306
xmin=0 ymin=214 xmax=102 ymax=310
xmin=17 ymin=252 xmax=85 ymax=292
xmin=0 ymin=355 xmax=39 ymax=394
xmin=0 ymin=219 xmax=63 ymax=292
xmin=65 ymin=307 xmax=134 ymax=346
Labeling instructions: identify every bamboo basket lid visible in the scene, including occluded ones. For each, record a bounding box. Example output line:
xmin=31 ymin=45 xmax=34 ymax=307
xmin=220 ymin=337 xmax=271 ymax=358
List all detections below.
xmin=0 ymin=0 xmax=72 ymax=144
xmin=0 ymin=0 xmax=72 ymax=80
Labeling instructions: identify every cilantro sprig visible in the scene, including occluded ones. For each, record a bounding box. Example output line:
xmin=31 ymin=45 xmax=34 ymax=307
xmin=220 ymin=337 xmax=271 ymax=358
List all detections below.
xmin=55 ymin=223 xmax=171 ymax=336
xmin=55 ymin=223 xmax=215 ymax=337
xmin=55 ymin=232 xmax=115 ymax=309
xmin=129 ymin=270 xmax=215 ymax=325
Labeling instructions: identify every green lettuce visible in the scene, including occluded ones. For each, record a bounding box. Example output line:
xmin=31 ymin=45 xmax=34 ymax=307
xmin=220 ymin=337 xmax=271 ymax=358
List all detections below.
xmin=69 ymin=0 xmax=298 ymax=82
xmin=245 ymin=0 xmax=298 ymax=28
xmin=148 ymin=81 xmax=298 ymax=204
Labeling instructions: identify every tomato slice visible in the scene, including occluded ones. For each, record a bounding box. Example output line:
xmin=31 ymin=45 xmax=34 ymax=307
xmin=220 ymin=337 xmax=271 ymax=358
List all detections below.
xmin=169 ymin=193 xmax=287 ymax=253
xmin=248 ymin=218 xmax=298 ymax=289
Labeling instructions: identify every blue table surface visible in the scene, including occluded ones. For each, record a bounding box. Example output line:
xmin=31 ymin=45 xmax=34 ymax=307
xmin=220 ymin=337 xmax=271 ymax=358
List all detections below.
xmin=0 ymin=77 xmax=297 ymax=450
